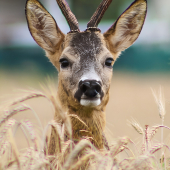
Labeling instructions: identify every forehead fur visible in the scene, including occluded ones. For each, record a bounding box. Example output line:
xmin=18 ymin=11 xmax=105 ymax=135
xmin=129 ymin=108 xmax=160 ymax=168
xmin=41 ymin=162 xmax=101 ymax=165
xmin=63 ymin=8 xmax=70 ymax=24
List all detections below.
xmin=67 ymin=31 xmax=104 ymax=57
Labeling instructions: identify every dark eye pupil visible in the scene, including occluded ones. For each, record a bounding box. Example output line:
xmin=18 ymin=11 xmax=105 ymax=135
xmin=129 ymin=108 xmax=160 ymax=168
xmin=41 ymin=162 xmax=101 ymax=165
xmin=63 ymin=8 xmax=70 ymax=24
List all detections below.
xmin=60 ymin=59 xmax=69 ymax=68
xmin=105 ymin=58 xmax=113 ymax=67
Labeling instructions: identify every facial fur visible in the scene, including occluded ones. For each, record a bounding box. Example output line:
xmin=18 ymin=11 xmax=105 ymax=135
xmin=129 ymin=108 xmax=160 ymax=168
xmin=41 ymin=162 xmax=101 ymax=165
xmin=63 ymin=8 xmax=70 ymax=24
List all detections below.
xmin=56 ymin=31 xmax=116 ymax=111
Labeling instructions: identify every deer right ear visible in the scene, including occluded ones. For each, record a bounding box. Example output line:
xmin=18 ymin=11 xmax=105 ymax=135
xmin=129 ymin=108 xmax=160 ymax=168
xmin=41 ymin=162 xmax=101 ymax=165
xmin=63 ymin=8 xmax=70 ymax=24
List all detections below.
xmin=103 ymin=0 xmax=147 ymax=53
xmin=25 ymin=0 xmax=65 ymax=54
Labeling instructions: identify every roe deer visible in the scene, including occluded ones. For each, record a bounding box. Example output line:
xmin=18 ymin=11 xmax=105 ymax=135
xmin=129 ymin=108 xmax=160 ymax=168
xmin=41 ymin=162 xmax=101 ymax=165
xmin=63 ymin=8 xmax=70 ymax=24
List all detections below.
xmin=25 ymin=0 xmax=147 ymax=151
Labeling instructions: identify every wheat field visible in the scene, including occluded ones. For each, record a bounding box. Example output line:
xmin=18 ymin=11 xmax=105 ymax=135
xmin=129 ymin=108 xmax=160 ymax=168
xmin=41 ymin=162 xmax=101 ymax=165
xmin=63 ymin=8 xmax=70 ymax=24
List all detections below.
xmin=0 ymin=71 xmax=170 ymax=169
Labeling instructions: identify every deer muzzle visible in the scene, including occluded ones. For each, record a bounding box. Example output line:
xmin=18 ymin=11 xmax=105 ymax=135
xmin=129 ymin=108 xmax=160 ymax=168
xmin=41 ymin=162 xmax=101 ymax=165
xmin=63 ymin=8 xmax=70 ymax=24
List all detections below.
xmin=74 ymin=80 xmax=103 ymax=107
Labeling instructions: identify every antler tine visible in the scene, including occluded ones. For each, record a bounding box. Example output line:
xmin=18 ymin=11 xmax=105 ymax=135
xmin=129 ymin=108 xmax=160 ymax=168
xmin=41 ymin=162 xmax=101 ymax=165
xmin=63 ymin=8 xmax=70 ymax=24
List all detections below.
xmin=56 ymin=0 xmax=79 ymax=32
xmin=87 ymin=0 xmax=112 ymax=29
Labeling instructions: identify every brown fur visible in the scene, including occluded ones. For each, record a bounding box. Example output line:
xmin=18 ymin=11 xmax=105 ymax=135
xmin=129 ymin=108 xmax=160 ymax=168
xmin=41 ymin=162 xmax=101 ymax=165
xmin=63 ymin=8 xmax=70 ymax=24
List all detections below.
xmin=25 ymin=0 xmax=147 ymax=152
xmin=52 ymin=33 xmax=111 ymax=149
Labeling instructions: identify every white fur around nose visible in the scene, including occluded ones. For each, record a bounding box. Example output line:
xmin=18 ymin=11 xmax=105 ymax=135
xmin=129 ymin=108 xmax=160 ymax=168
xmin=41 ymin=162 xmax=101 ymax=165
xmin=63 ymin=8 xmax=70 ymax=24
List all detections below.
xmin=80 ymin=67 xmax=101 ymax=82
xmin=80 ymin=98 xmax=101 ymax=107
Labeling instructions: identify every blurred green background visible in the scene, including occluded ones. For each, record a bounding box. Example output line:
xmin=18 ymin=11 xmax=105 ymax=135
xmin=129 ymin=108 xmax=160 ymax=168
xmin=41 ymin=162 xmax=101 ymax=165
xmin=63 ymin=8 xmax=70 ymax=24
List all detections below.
xmin=1 ymin=44 xmax=170 ymax=75
xmin=0 ymin=0 xmax=170 ymax=76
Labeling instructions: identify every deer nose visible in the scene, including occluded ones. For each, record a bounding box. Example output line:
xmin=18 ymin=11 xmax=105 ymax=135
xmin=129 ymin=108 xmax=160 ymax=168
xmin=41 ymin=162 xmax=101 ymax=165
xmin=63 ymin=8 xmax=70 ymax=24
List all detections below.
xmin=79 ymin=80 xmax=101 ymax=98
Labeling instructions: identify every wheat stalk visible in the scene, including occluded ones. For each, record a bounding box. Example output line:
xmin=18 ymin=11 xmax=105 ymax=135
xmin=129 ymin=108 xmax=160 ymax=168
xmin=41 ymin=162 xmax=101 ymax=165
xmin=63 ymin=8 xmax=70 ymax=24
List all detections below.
xmin=149 ymin=125 xmax=170 ymax=141
xmin=69 ymin=152 xmax=96 ymax=170
xmin=110 ymin=137 xmax=130 ymax=158
xmin=69 ymin=114 xmax=88 ymax=129
xmin=8 ymin=129 xmax=21 ymax=170
xmin=21 ymin=120 xmax=38 ymax=151
xmin=150 ymin=143 xmax=165 ymax=154
xmin=0 ymin=140 xmax=9 ymax=156
xmin=151 ymin=87 xmax=166 ymax=145
xmin=63 ymin=139 xmax=96 ymax=170
xmin=0 ymin=119 xmax=16 ymax=143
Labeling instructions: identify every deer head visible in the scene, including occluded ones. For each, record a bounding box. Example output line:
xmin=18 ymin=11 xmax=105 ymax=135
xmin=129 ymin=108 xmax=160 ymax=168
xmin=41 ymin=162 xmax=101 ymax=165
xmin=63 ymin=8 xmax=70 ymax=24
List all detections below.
xmin=25 ymin=0 xmax=147 ymax=146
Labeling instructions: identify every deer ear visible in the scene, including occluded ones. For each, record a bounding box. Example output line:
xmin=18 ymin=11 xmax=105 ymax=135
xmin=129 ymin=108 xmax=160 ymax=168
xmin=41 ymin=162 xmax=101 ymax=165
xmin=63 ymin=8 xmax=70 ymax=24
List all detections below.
xmin=25 ymin=0 xmax=65 ymax=54
xmin=103 ymin=0 xmax=147 ymax=53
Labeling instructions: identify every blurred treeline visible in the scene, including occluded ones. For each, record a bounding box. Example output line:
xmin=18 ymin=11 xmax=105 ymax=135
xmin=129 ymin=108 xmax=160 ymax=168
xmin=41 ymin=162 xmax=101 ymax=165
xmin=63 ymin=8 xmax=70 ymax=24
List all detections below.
xmin=0 ymin=0 xmax=170 ymax=75
xmin=72 ymin=0 xmax=132 ymax=20
xmin=1 ymin=45 xmax=170 ymax=75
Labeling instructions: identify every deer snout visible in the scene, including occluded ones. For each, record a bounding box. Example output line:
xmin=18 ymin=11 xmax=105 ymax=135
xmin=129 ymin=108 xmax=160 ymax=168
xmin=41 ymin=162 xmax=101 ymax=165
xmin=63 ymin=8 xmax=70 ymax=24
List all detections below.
xmin=74 ymin=80 xmax=102 ymax=107
xmin=79 ymin=80 xmax=101 ymax=98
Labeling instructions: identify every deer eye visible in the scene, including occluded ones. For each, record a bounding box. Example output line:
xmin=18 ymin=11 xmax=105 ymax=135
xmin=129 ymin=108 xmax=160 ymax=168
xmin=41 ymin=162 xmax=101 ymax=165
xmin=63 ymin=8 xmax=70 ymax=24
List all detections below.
xmin=105 ymin=58 xmax=114 ymax=68
xmin=59 ymin=58 xmax=70 ymax=68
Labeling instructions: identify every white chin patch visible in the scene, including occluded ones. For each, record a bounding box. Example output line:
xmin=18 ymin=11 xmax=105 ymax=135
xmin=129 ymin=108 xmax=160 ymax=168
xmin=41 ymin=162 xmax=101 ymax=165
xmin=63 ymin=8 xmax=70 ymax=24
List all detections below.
xmin=80 ymin=98 xmax=101 ymax=107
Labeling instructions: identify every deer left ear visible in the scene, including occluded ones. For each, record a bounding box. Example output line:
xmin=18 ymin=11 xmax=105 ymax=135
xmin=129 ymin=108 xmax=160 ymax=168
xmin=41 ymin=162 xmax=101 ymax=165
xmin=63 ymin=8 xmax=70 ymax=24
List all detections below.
xmin=25 ymin=0 xmax=65 ymax=54
xmin=103 ymin=0 xmax=147 ymax=53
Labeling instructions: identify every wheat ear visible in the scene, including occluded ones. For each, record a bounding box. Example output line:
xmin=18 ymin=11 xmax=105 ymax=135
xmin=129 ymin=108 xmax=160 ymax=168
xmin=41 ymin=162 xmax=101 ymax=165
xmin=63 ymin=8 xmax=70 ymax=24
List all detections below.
xmin=69 ymin=152 xmax=96 ymax=170
xmin=11 ymin=92 xmax=48 ymax=106
xmin=0 ymin=105 xmax=29 ymax=127
xmin=128 ymin=119 xmax=144 ymax=135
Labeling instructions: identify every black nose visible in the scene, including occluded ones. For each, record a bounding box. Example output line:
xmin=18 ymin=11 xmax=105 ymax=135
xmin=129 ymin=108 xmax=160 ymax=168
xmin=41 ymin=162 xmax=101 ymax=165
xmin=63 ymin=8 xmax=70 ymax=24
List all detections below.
xmin=79 ymin=80 xmax=101 ymax=98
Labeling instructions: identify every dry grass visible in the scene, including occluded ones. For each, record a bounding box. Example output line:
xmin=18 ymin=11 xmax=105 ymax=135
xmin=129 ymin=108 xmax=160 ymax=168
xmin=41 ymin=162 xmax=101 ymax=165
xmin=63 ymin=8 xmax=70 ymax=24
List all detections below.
xmin=0 ymin=79 xmax=170 ymax=170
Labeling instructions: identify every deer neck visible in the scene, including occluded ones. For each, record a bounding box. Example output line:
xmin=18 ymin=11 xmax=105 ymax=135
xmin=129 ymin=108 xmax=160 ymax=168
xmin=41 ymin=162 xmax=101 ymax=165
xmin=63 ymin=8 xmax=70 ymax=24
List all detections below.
xmin=56 ymin=81 xmax=109 ymax=148
xmin=68 ymin=105 xmax=106 ymax=149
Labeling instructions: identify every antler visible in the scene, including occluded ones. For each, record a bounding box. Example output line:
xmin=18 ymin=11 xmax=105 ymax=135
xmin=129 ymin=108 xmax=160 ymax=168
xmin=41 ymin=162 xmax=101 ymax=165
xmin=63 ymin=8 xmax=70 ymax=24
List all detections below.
xmin=87 ymin=0 xmax=112 ymax=29
xmin=56 ymin=0 xmax=79 ymax=32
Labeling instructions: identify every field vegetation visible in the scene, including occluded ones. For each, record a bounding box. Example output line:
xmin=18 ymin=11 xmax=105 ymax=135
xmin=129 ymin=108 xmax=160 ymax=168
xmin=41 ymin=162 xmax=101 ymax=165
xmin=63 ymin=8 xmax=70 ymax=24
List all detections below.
xmin=0 ymin=72 xmax=170 ymax=169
